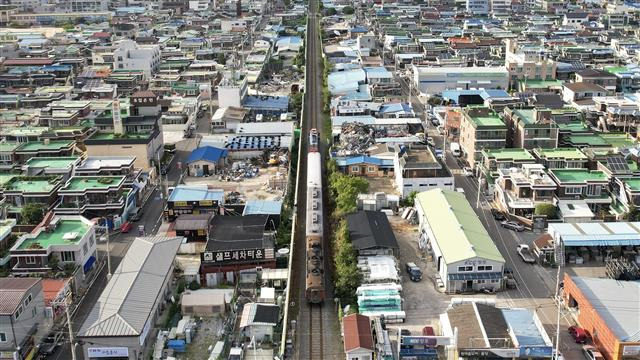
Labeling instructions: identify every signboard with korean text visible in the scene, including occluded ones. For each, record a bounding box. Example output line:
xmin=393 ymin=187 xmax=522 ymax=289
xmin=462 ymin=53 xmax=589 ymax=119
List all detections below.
xmin=460 ymin=348 xmax=520 ymax=358
xmin=203 ymin=248 xmax=275 ymax=263
xmin=87 ymin=347 xmax=129 ymax=358
xmin=624 ymin=346 xmax=640 ymax=356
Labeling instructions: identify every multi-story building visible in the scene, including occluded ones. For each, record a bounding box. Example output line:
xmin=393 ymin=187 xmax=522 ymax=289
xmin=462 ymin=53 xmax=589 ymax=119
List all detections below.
xmin=412 ymin=66 xmax=509 ymax=95
xmin=113 ymin=40 xmax=161 ymax=79
xmin=9 ymin=215 xmax=97 ymax=275
xmin=55 ymin=176 xmax=134 ymax=219
xmin=0 ymin=278 xmax=45 ymax=360
xmin=466 ymin=0 xmax=489 ymax=14
xmin=504 ymin=40 xmax=556 ymax=90
xmin=502 ymin=108 xmax=559 ymax=149
xmin=549 ymin=169 xmax=611 ymax=214
xmin=532 ymin=148 xmax=589 ymax=169
xmin=2 ymin=176 xmax=63 ymax=220
xmin=490 ymin=0 xmax=512 ymax=15
xmin=459 ymin=107 xmax=507 ymax=168
xmin=393 ymin=145 xmax=454 ymax=197
xmin=494 ymin=164 xmax=557 ymax=216
xmin=574 ymin=69 xmax=617 ymax=92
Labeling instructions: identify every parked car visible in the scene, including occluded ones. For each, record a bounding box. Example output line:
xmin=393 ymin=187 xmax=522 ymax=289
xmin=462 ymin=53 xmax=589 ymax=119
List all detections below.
xmin=501 ymin=220 xmax=525 ymax=232
xmin=582 ymin=345 xmax=604 ymax=360
xmin=462 ymin=167 xmax=473 ymax=177
xmin=568 ymin=326 xmax=589 ymax=344
xmin=130 ymin=209 xmax=143 ymax=222
xmin=37 ymin=331 xmax=64 ymax=355
xmin=120 ymin=221 xmax=133 ymax=233
xmin=517 ymin=244 xmax=536 ymax=264
xmin=426 ymin=137 xmax=435 ymax=147
xmin=552 ymin=350 xmax=565 ymax=360
xmin=491 ymin=209 xmax=506 ymax=221
xmin=405 ymin=262 xmax=422 ymax=282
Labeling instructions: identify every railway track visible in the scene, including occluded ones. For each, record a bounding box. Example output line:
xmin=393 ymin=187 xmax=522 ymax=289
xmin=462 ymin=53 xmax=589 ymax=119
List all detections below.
xmin=308 ymin=304 xmax=324 ymax=359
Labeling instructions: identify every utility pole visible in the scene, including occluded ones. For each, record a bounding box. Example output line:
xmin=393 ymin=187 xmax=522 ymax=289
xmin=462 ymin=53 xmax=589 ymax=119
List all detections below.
xmin=64 ymin=293 xmax=77 ymax=360
xmin=553 ymin=262 xmax=562 ymax=360
xmin=104 ymin=218 xmax=111 ymax=281
xmin=476 ymin=168 xmax=484 ymax=208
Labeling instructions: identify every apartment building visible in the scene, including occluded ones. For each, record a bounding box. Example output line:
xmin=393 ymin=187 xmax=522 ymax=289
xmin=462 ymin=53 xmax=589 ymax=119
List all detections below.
xmin=459 ymin=107 xmax=508 ymax=168
xmin=113 ymin=40 xmax=161 ymax=79
xmin=502 ymin=108 xmax=559 ymax=149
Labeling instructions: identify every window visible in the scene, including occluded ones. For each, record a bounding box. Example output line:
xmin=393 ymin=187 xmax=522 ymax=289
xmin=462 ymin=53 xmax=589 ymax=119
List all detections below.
xmin=60 ymin=251 xmax=75 ymax=262
xmin=24 ymin=294 xmax=32 ymax=307
xmin=565 ymin=186 xmax=582 ymax=195
xmin=367 ymin=166 xmax=375 ymax=173
xmin=89 ymin=236 xmax=94 ymax=247
xmin=477 ymin=265 xmax=493 ymax=271
xmin=457 ymin=266 xmax=473 ymax=272
xmin=0 ymin=332 xmax=5 ymax=342
xmin=15 ymin=305 xmax=22 ymax=320
xmin=351 ymin=166 xmax=360 ymax=172
xmin=82 ymin=243 xmax=88 ymax=256
xmin=25 ymin=256 xmax=36 ymax=264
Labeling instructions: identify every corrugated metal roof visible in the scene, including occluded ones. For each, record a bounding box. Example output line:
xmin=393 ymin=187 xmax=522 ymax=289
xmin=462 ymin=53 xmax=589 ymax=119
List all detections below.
xmin=77 ymin=236 xmax=182 ymax=338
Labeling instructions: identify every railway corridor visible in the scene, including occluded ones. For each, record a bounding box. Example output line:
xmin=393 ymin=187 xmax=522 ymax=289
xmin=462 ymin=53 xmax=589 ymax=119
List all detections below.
xmin=289 ymin=0 xmax=343 ymax=358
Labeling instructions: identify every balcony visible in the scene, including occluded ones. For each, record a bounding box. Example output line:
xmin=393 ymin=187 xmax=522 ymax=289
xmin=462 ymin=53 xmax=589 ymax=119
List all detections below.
xmin=55 ymin=196 xmax=125 ymax=214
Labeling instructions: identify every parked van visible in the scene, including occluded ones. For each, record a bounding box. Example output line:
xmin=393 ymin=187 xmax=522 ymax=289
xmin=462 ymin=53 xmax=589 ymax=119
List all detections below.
xmin=450 ymin=142 xmax=461 ymax=157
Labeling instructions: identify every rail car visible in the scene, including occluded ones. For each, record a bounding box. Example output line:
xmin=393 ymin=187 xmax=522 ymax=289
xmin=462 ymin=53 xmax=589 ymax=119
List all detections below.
xmin=305 ymin=129 xmax=325 ymax=303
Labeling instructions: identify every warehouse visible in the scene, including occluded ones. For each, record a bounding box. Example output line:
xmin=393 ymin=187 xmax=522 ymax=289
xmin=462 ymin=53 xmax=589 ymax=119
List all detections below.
xmin=77 ymin=236 xmax=183 ymax=360
xmin=415 ymin=189 xmax=505 ymax=293
xmin=411 ymin=66 xmax=509 ymax=95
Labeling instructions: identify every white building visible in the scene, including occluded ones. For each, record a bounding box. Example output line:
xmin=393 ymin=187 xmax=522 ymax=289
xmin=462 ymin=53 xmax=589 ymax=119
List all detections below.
xmin=412 ymin=66 xmax=509 ymax=95
xmin=239 ymin=303 xmax=280 ymax=342
xmin=490 ymin=0 xmax=512 ymax=15
xmin=221 ymin=19 xmax=248 ymax=32
xmin=217 ymin=74 xmax=248 ymax=109
xmin=394 ymin=145 xmax=454 ymax=197
xmin=466 ymin=0 xmax=489 ymax=14
xmin=415 ymin=189 xmax=505 ymax=293
xmin=113 ymin=40 xmax=161 ymax=79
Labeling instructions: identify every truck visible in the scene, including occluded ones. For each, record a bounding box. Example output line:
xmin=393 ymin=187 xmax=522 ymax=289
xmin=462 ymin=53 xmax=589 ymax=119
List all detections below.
xmin=450 ymin=142 xmax=461 ymax=157
xmin=516 ymin=244 xmax=536 ymax=264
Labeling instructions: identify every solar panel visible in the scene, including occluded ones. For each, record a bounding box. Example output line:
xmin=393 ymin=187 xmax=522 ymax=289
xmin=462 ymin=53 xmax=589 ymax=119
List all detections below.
xmin=607 ymin=156 xmax=630 ymax=173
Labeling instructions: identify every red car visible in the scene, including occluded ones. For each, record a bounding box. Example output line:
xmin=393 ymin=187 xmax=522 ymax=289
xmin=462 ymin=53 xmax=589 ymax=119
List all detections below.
xmin=568 ymin=326 xmax=589 ymax=344
xmin=422 ymin=326 xmax=437 ymax=347
xmin=120 ymin=222 xmax=133 ymax=233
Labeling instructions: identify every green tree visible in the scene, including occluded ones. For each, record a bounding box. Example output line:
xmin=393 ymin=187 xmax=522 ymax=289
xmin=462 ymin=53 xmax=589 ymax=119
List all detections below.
xmin=534 ymin=203 xmax=557 ymax=219
xmin=20 ymin=203 xmax=45 ymax=225
xmin=188 ymin=280 xmax=201 ymax=290
xmin=626 ymin=205 xmax=640 ymax=221
xmin=342 ymin=6 xmax=354 ymax=14
xmin=216 ymin=53 xmax=227 ymax=65
xmin=332 ymin=220 xmax=361 ymax=304
xmin=401 ymin=190 xmax=418 ymax=207
xmin=326 ymin=7 xmax=337 ymax=15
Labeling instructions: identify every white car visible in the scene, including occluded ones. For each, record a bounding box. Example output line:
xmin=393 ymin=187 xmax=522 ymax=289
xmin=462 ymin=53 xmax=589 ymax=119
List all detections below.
xmin=426 ymin=137 xmax=435 ymax=147
xmin=462 ymin=167 xmax=473 ymax=177
xmin=583 ymin=345 xmax=604 ymax=360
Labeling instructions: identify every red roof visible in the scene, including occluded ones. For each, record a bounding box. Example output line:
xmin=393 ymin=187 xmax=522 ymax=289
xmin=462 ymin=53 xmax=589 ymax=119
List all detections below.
xmin=42 ymin=279 xmax=68 ymax=306
xmin=343 ymin=314 xmax=374 ymax=352
xmin=91 ymin=32 xmax=111 ymax=39
xmin=3 ymin=58 xmax=54 ymax=66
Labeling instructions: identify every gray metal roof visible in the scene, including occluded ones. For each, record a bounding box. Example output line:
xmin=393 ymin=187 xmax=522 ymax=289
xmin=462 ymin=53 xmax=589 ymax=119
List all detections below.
xmin=77 ymin=236 xmax=182 ymax=338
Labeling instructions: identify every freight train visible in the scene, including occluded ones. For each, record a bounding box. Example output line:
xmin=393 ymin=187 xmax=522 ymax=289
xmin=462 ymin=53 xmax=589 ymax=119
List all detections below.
xmin=305 ymin=129 xmax=325 ymax=303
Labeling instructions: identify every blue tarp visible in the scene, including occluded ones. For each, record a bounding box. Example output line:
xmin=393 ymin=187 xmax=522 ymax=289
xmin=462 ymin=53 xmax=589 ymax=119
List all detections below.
xmin=83 ymin=255 xmax=96 ymax=274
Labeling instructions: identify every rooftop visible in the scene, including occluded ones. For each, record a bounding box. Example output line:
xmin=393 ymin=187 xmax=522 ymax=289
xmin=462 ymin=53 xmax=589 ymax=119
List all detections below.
xmin=15 ymin=218 xmax=90 ymax=250
xmin=0 ymin=278 xmax=41 ymax=315
xmin=550 ymin=169 xmax=608 ymax=183
xmin=483 ymin=148 xmax=535 ymax=161
xmin=415 ymin=189 xmax=504 ymax=264
xmin=60 ymin=176 xmax=125 ymax=192
xmin=3 ymin=176 xmax=60 ymax=193
xmin=25 ymin=156 xmax=80 ymax=169
xmin=534 ymin=147 xmax=587 ymax=160
xmin=89 ymin=132 xmax=152 ymax=140
xmin=622 ymin=178 xmax=640 ymax=192
xmin=16 ymin=140 xmax=73 ymax=152
xmin=168 ymin=185 xmax=224 ymax=203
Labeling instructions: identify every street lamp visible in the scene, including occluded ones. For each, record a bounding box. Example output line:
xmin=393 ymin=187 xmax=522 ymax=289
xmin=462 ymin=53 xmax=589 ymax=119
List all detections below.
xmin=92 ymin=217 xmax=112 ymax=281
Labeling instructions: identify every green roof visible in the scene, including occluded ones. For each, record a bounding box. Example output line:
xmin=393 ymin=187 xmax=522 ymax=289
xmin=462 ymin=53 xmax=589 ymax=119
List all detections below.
xmin=0 ymin=142 xmax=21 ymax=152
xmin=90 ymin=132 xmax=152 ymax=140
xmin=25 ymin=156 xmax=79 ymax=169
xmin=599 ymin=133 xmax=637 ymax=148
xmin=16 ymin=219 xmax=89 ymax=250
xmin=60 ymin=176 xmax=124 ymax=191
xmin=3 ymin=177 xmax=60 ymax=193
xmin=605 ymin=66 xmax=627 ymax=74
xmin=415 ymin=189 xmax=505 ymax=264
xmin=483 ymin=148 xmax=535 ymax=161
xmin=468 ymin=112 xmax=505 ymax=127
xmin=623 ymin=178 xmax=640 ymax=192
xmin=550 ymin=169 xmax=608 ymax=183
xmin=511 ymin=108 xmax=536 ymax=125
xmin=565 ymin=134 xmax=609 ymax=147
xmin=17 ymin=140 xmax=73 ymax=152
xmin=0 ymin=174 xmax=15 ymax=187
xmin=534 ymin=147 xmax=587 ymax=160
xmin=557 ymin=122 xmax=589 ymax=133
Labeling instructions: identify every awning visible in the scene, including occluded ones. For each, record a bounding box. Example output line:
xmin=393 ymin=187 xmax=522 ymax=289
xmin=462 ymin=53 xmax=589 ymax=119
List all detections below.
xmin=83 ymin=255 xmax=96 ymax=274
xmin=448 ymin=272 xmax=503 ymax=281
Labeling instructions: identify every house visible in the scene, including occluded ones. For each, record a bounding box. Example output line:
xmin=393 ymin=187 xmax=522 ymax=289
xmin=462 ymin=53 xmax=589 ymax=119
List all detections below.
xmin=562 ymin=12 xmax=589 ymax=28
xmin=165 ymin=185 xmax=223 ymax=221
xmin=394 ymin=145 xmax=454 ymax=197
xmin=337 ymin=156 xmax=394 ymax=177
xmin=342 ymin=314 xmax=374 ymax=360
xmin=611 ymin=178 xmax=640 ymax=216
xmin=549 ymin=169 xmax=611 ymax=214
xmin=55 ymin=176 xmax=134 ymax=220
xmin=0 ymin=278 xmax=45 ymax=360
xmin=502 ymin=108 xmax=559 ymax=149
xmin=562 ymin=276 xmax=640 ymax=360
xmin=415 ymin=189 xmax=505 ymax=293
xmin=42 ymin=278 xmax=70 ymax=321
xmin=346 ymin=211 xmax=399 ymax=257
xmin=200 ymin=215 xmax=276 ymax=287
xmin=113 ymin=40 xmax=161 ymax=79
xmin=84 ymin=129 xmax=164 ymax=171
xmin=562 ymin=82 xmax=609 ymax=104
xmin=24 ymin=156 xmax=81 ymax=177
xmin=174 ymin=213 xmax=212 ymax=242
xmin=180 ymin=289 xmax=233 ymax=317
xmin=459 ymin=107 xmax=507 ymax=168
xmin=13 ymin=140 xmax=76 ymax=164
xmin=10 ymin=215 xmax=97 ymax=276
xmin=575 ymin=69 xmax=618 ymax=92
xmin=239 ymin=303 xmax=280 ymax=342
xmin=2 ymin=176 xmax=63 ymax=220
xmin=186 ymin=146 xmax=229 ymax=177
xmin=78 ymin=236 xmax=183 ymax=360
xmin=494 ymin=164 xmax=557 ymax=217
xmin=532 ymin=148 xmax=589 ymax=169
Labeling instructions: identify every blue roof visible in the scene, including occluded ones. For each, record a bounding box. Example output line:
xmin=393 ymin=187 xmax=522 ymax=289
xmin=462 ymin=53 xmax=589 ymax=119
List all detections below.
xmin=168 ymin=185 xmax=224 ymax=203
xmin=501 ymin=309 xmax=548 ymax=346
xmin=276 ymin=36 xmax=302 ymax=46
xmin=186 ymin=146 xmax=228 ymax=164
xmin=350 ymin=26 xmax=368 ymax=33
xmin=243 ymin=200 xmax=283 ymax=215
xmin=364 ymin=66 xmax=393 ymax=79
xmin=328 ymin=69 xmax=366 ymax=94
xmin=379 ymin=103 xmax=412 ymax=114
xmin=243 ymin=95 xmax=289 ymax=111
